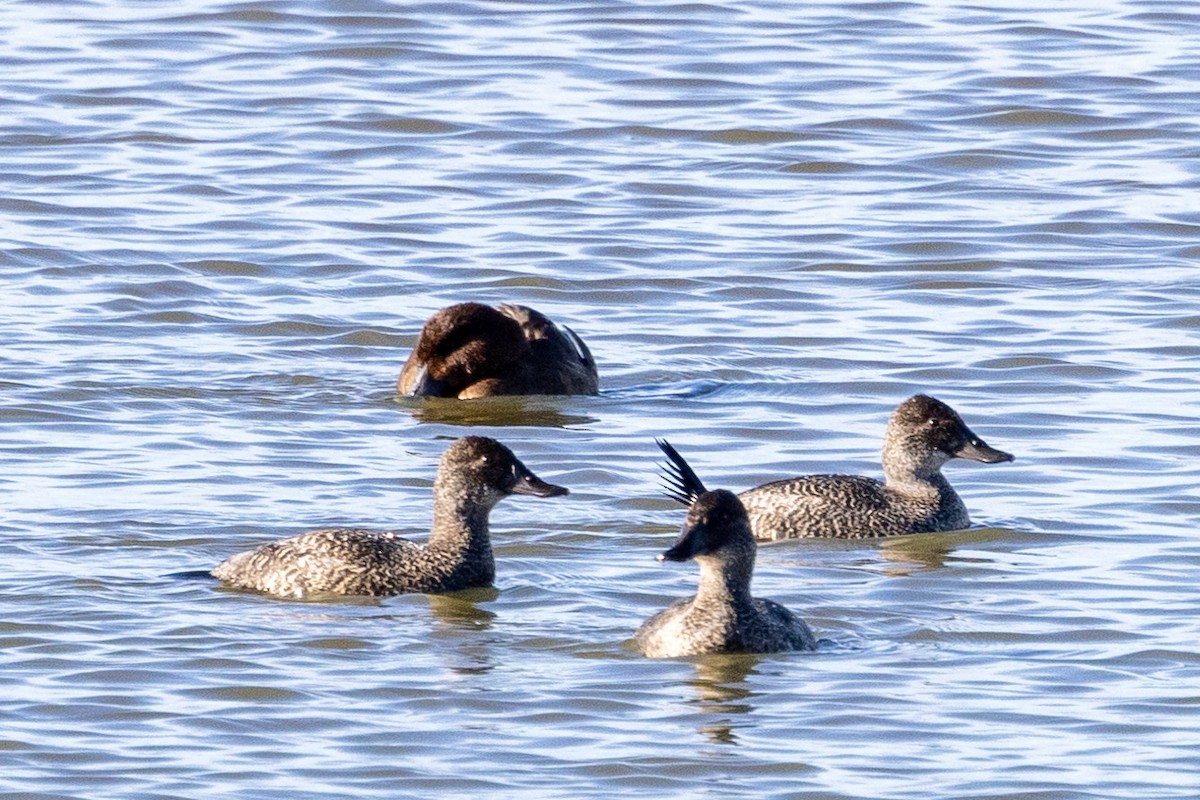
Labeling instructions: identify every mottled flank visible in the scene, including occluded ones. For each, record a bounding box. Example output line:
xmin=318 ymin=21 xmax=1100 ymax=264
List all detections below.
xmin=397 ymin=302 xmax=599 ymax=399
xmin=660 ymin=395 xmax=1013 ymax=540
xmin=636 ymin=490 xmax=816 ymax=658
xmin=211 ymin=437 xmax=567 ymax=598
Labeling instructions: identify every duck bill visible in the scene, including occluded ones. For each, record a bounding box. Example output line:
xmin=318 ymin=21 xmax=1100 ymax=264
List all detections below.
xmin=657 ymin=522 xmax=705 ymax=563
xmin=954 ymin=433 xmax=1014 ymax=464
xmin=510 ymin=467 xmax=569 ymax=498
xmin=398 ymin=362 xmax=447 ymax=397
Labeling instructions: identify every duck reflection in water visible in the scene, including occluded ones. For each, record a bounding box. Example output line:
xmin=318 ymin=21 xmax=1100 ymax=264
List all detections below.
xmin=427 ymin=587 xmax=499 ymax=630
xmin=426 ymin=590 xmax=501 ymax=678
xmin=689 ymin=654 xmax=763 ymax=745
xmin=877 ymin=526 xmax=1011 ymax=575
xmin=402 ymin=394 xmax=598 ymax=430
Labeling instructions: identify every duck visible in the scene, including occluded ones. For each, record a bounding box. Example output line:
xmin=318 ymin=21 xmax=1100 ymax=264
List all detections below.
xmin=211 ymin=436 xmax=568 ymax=598
xmin=658 ymin=394 xmax=1013 ymax=540
xmin=635 ymin=489 xmax=817 ymax=657
xmin=397 ymin=302 xmax=599 ymax=399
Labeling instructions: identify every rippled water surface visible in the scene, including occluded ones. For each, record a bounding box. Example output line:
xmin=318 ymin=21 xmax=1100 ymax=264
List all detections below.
xmin=4 ymin=1 xmax=1200 ymax=798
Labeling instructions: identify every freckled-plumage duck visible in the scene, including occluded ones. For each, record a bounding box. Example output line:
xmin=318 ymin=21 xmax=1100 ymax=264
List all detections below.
xmin=397 ymin=302 xmax=599 ymax=399
xmin=211 ymin=436 xmax=567 ymax=598
xmin=659 ymin=394 xmax=1013 ymax=540
xmin=636 ymin=489 xmax=817 ymax=658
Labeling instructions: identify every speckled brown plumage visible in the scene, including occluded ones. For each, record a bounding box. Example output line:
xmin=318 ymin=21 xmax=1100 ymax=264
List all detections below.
xmin=397 ymin=302 xmax=599 ymax=398
xmin=636 ymin=490 xmax=817 ymax=658
xmin=211 ymin=437 xmax=567 ymax=598
xmin=659 ymin=394 xmax=1013 ymax=540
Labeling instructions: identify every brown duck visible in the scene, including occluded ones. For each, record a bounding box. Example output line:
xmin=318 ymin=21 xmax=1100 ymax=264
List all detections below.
xmin=398 ymin=303 xmax=599 ymax=398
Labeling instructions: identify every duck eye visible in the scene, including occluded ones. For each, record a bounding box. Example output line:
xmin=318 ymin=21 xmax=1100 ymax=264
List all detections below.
xmin=927 ymin=418 xmax=938 ymax=426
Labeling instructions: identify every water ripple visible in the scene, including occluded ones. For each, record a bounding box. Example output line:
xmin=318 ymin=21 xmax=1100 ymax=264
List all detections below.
xmin=3 ymin=1 xmax=1200 ymax=798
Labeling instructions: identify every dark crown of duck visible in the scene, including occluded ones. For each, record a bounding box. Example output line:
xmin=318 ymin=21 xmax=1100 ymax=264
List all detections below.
xmin=447 ymin=435 xmax=569 ymax=498
xmin=891 ymin=394 xmax=1013 ymax=464
xmin=659 ymin=489 xmax=748 ymax=562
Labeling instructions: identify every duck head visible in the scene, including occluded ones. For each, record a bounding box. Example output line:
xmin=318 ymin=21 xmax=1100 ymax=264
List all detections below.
xmin=659 ymin=489 xmax=754 ymax=563
xmin=398 ymin=303 xmax=527 ymax=398
xmin=440 ymin=436 xmax=570 ymax=504
xmin=884 ymin=394 xmax=1014 ymax=481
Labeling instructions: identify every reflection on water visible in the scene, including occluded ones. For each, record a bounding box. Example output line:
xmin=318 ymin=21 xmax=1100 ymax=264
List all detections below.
xmin=689 ymin=654 xmax=760 ymax=710
xmin=427 ymin=588 xmax=500 ymax=631
xmin=876 ymin=527 xmax=1010 ymax=574
xmin=399 ymin=395 xmax=598 ymax=429
xmin=688 ymin=654 xmax=763 ymax=745
xmin=420 ymin=591 xmax=503 ymax=678
xmin=690 ymin=654 xmax=760 ymax=705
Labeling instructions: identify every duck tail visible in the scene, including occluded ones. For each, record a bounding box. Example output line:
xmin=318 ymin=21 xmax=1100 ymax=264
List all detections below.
xmin=165 ymin=569 xmax=217 ymax=581
xmin=655 ymin=438 xmax=708 ymax=506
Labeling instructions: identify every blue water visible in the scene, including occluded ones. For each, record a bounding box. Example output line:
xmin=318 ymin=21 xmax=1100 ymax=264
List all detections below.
xmin=3 ymin=1 xmax=1200 ymax=798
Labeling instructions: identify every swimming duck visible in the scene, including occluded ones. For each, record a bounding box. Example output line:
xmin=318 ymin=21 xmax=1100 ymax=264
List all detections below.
xmin=211 ymin=436 xmax=567 ymax=598
xmin=659 ymin=394 xmax=1013 ymax=540
xmin=635 ymin=489 xmax=817 ymax=657
xmin=398 ymin=302 xmax=599 ymax=398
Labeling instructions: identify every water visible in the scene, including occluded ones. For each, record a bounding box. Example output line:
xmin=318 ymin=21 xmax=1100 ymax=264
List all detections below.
xmin=3 ymin=1 xmax=1200 ymax=797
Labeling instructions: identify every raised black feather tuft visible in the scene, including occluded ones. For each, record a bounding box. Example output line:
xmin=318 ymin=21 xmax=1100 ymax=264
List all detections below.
xmin=655 ymin=438 xmax=708 ymax=506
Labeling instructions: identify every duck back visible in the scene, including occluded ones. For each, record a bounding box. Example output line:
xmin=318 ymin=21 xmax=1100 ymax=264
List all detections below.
xmin=635 ymin=593 xmax=815 ymax=658
xmin=210 ymin=436 xmax=567 ymax=599
xmin=738 ymin=472 xmax=967 ymax=540
xmin=211 ymin=527 xmax=496 ymax=598
xmin=399 ymin=303 xmax=598 ymax=398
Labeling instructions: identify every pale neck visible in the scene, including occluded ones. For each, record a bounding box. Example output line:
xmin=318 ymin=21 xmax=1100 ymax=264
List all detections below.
xmin=429 ymin=489 xmax=494 ymax=557
xmin=881 ymin=438 xmax=950 ymax=486
xmin=694 ymin=553 xmax=754 ymax=607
